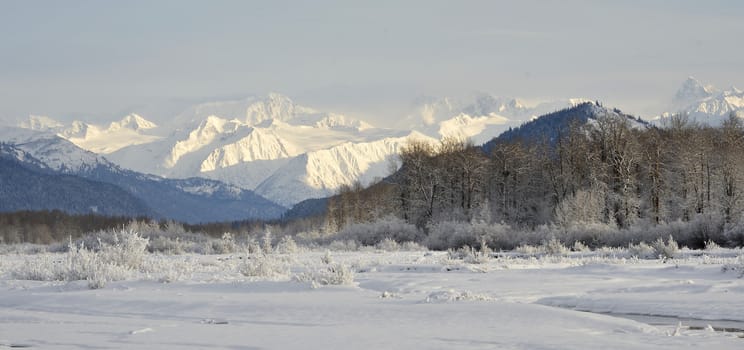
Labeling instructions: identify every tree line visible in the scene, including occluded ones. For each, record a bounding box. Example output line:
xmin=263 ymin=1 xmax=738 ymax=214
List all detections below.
xmin=326 ymin=111 xmax=744 ymax=248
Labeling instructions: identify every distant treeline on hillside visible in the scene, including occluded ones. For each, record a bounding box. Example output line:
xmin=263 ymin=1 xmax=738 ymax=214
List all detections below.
xmin=0 ymin=209 xmax=271 ymax=244
xmin=0 ymin=210 xmax=148 ymax=244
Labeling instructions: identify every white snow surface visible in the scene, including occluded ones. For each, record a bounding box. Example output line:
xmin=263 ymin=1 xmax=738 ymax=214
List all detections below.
xmin=1 ymin=249 xmax=743 ymax=349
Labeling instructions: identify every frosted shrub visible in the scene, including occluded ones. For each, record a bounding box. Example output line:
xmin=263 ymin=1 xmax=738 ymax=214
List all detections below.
xmin=148 ymin=236 xmax=186 ymax=255
xmin=163 ymin=220 xmax=187 ymax=236
xmin=100 ymin=229 xmax=149 ymax=269
xmin=337 ymin=216 xmax=422 ymax=246
xmin=238 ymin=254 xmax=290 ymax=280
xmin=62 ymin=241 xmax=131 ymax=289
xmin=448 ymin=244 xmax=491 ymax=264
xmin=295 ymin=229 xmax=324 ymax=243
xmin=320 ymin=250 xmax=334 ymax=265
xmin=426 ymin=220 xmax=512 ymax=251
xmin=210 ymin=232 xmax=238 ymax=255
xmin=12 ymin=254 xmax=59 ymax=281
xmin=243 ymin=236 xmax=262 ymax=254
xmin=542 ymin=237 xmax=569 ymax=256
xmin=276 ymin=236 xmax=299 ymax=255
xmin=426 ymin=221 xmax=479 ymax=250
xmin=262 ymin=230 xmax=274 ymax=254
xmin=515 ymin=244 xmax=542 ymax=256
xmin=724 ymin=218 xmax=744 ymax=247
xmin=563 ymin=223 xmax=615 ymax=248
xmin=572 ymin=241 xmax=590 ymax=252
xmin=651 ymin=235 xmax=679 ymax=259
xmin=144 ymin=258 xmax=196 ymax=283
xmin=376 ymin=238 xmax=400 ymax=252
xmin=295 ymin=263 xmax=355 ymax=287
xmin=400 ymin=241 xmax=427 ymax=251
xmin=704 ymin=239 xmax=721 ymax=251
xmin=628 ymin=242 xmax=656 ymax=259
xmin=328 ymin=239 xmax=358 ymax=252
xmin=12 ymin=229 xmax=147 ymax=289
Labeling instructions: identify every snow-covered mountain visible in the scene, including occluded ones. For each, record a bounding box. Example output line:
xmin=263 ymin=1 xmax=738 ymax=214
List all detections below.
xmin=482 ymin=101 xmax=650 ymax=155
xmin=0 ymin=127 xmax=286 ymax=222
xmin=254 ymin=131 xmax=434 ymax=206
xmin=19 ymin=113 xmax=163 ymax=154
xmin=9 ymin=93 xmax=581 ymax=208
xmin=400 ymin=94 xmax=586 ymax=144
xmin=0 ymin=143 xmax=155 ymax=217
xmin=657 ymin=77 xmax=744 ymax=125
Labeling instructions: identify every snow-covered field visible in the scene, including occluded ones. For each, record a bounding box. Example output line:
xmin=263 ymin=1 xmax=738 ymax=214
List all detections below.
xmin=1 ymin=248 xmax=743 ymax=349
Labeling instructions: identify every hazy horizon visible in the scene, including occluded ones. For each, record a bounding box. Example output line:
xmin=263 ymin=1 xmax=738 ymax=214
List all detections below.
xmin=2 ymin=0 xmax=743 ymax=124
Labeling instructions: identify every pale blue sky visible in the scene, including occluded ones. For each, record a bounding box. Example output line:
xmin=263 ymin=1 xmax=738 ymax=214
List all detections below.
xmin=1 ymin=0 xmax=742 ymax=123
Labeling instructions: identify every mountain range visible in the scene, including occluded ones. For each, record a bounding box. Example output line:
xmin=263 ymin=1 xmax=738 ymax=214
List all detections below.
xmin=0 ymin=128 xmax=285 ymax=223
xmin=659 ymin=77 xmax=744 ymax=125
xmin=2 ymin=77 xmax=742 ymax=221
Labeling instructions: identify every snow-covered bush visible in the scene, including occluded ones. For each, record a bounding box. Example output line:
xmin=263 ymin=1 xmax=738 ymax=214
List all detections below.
xmin=238 ymin=254 xmax=290 ymax=280
xmin=209 ymin=232 xmax=238 ymax=255
xmin=262 ymin=230 xmax=274 ymax=254
xmin=320 ymin=250 xmax=334 ymax=265
xmin=328 ymin=240 xmax=359 ymax=252
xmin=514 ymin=244 xmax=542 ymax=256
xmin=448 ymin=243 xmax=491 ymax=264
xmin=13 ymin=229 xmax=147 ymax=289
xmin=651 ymin=235 xmax=679 ymax=259
xmin=12 ymin=254 xmax=59 ymax=281
xmin=148 ymin=236 xmax=187 ymax=255
xmin=336 ymin=216 xmax=422 ymax=246
xmin=376 ymin=238 xmax=400 ymax=252
xmin=400 ymin=241 xmax=427 ymax=251
xmin=426 ymin=220 xmax=511 ymax=251
xmin=724 ymin=218 xmax=744 ymax=247
xmin=513 ymin=237 xmax=568 ymax=256
xmin=628 ymin=242 xmax=656 ymax=259
xmin=98 ymin=229 xmax=149 ymax=269
xmin=276 ymin=236 xmax=299 ymax=255
xmin=541 ymin=237 xmax=569 ymax=256
xmin=572 ymin=241 xmax=591 ymax=252
xmin=242 ymin=236 xmax=262 ymax=254
xmin=562 ymin=223 xmax=616 ymax=248
xmin=704 ymin=239 xmax=721 ymax=251
xmin=143 ymin=257 xmax=196 ymax=283
xmin=295 ymin=263 xmax=355 ymax=287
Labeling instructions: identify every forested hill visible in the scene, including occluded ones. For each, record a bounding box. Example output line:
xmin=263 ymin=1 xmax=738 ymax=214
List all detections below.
xmin=481 ymin=101 xmax=648 ymax=154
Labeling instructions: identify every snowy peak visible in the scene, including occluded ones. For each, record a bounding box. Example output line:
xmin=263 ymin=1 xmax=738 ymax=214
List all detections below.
xmin=243 ymin=92 xmax=310 ymax=125
xmin=19 ymin=115 xmax=64 ymax=131
xmin=674 ymin=76 xmax=715 ymax=106
xmin=292 ymin=112 xmax=373 ymax=131
xmin=438 ymin=113 xmax=512 ymax=144
xmin=665 ymin=78 xmax=744 ymax=125
xmin=165 ymin=116 xmax=242 ymax=168
xmin=107 ymin=113 xmax=157 ymax=132
xmin=199 ymin=128 xmax=300 ymax=171
xmin=172 ymin=93 xmax=318 ymax=128
xmin=255 ymin=131 xmax=438 ymax=206
xmin=402 ymin=94 xmax=583 ymax=145
xmin=15 ymin=113 xmax=163 ymax=154
xmin=462 ymin=94 xmax=527 ymax=117
xmin=0 ymin=127 xmax=111 ymax=173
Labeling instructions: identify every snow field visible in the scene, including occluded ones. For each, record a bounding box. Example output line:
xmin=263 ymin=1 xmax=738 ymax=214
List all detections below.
xmin=1 ymin=238 xmax=744 ymax=349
